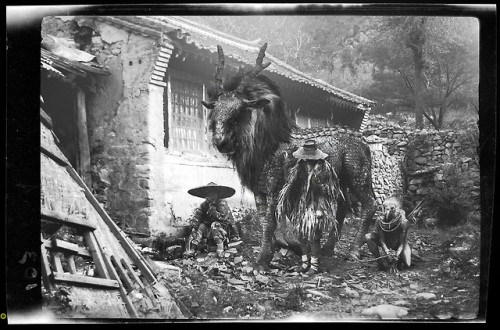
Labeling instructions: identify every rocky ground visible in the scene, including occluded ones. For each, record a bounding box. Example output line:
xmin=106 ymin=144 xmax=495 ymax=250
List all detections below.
xmin=148 ymin=214 xmax=482 ymax=321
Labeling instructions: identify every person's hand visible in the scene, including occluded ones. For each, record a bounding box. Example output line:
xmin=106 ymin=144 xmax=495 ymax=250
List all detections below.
xmin=388 ymin=250 xmax=398 ymax=263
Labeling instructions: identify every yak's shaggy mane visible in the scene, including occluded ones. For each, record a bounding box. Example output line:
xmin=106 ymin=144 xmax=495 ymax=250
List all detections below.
xmin=208 ymin=72 xmax=297 ymax=192
xmin=276 ymin=159 xmax=343 ymax=241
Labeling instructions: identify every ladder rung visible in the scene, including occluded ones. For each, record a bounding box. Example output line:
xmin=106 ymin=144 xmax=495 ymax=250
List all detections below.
xmin=41 ymin=209 xmax=96 ymax=231
xmin=47 ymin=238 xmax=92 ymax=258
xmin=52 ymin=272 xmax=119 ymax=289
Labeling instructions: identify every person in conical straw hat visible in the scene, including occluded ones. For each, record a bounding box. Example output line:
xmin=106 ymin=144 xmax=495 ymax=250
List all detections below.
xmin=184 ymin=182 xmax=240 ymax=257
xmin=277 ymin=139 xmax=343 ymax=276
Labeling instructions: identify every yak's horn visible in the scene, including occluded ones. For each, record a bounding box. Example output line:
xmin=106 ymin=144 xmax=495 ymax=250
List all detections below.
xmin=215 ymin=45 xmax=225 ymax=92
xmin=250 ymin=43 xmax=272 ymax=76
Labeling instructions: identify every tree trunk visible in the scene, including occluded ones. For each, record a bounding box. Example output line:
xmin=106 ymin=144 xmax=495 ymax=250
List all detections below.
xmin=412 ymin=48 xmax=425 ymax=129
xmin=405 ymin=17 xmax=427 ymax=130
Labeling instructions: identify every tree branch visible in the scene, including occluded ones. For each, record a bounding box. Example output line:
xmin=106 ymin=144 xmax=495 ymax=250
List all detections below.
xmin=397 ymin=68 xmax=414 ymax=94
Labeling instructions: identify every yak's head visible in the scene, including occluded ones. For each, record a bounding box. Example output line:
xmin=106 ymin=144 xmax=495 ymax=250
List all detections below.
xmin=201 ymin=44 xmax=294 ymax=157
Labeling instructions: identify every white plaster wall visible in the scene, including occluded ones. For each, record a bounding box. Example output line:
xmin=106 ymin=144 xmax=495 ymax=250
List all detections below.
xmin=163 ymin=154 xmax=256 ymax=225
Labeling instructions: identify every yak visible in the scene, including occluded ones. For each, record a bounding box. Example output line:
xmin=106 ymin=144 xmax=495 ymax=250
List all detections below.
xmin=201 ymin=44 xmax=377 ymax=270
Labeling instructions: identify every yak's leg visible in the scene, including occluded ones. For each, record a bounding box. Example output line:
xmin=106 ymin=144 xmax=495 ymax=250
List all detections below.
xmin=344 ymin=148 xmax=378 ymax=260
xmin=255 ymin=192 xmax=276 ymax=269
xmin=321 ymin=199 xmax=346 ymax=256
xmin=350 ymin=188 xmax=377 ymax=260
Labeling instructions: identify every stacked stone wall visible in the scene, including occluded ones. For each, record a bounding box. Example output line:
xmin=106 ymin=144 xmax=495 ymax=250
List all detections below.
xmin=363 ymin=115 xmax=480 ymax=221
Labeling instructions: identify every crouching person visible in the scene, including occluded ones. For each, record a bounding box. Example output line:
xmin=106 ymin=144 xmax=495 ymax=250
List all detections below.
xmin=184 ymin=182 xmax=239 ymax=258
xmin=365 ymin=197 xmax=411 ymax=271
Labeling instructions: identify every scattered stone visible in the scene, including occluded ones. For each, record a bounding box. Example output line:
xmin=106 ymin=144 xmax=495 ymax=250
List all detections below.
xmin=255 ymin=274 xmax=270 ymax=285
xmin=457 ymin=312 xmax=477 ymax=320
xmin=228 ymin=241 xmax=243 ymax=248
xmin=362 ymin=304 xmax=408 ymax=319
xmin=228 ymin=278 xmax=246 ymax=286
xmin=345 ymin=287 xmax=359 ymax=298
xmin=223 ymin=306 xmax=233 ymax=314
xmin=306 ymin=289 xmax=334 ymax=300
xmin=435 ymin=312 xmax=453 ymax=320
xmin=241 ymin=266 xmax=254 ymax=274
xmin=392 ymin=300 xmax=411 ymax=306
xmin=240 ymin=275 xmax=252 ymax=282
xmin=415 ymin=292 xmax=437 ymax=299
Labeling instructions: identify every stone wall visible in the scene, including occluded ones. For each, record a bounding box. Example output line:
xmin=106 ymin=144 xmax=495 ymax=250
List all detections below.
xmin=363 ymin=115 xmax=480 ymax=220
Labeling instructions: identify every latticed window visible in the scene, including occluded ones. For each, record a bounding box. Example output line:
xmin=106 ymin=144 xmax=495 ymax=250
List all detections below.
xmin=168 ymin=77 xmax=208 ymax=153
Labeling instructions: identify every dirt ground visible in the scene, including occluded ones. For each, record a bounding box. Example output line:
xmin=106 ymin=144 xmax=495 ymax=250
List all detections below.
xmin=153 ymin=216 xmax=481 ymax=321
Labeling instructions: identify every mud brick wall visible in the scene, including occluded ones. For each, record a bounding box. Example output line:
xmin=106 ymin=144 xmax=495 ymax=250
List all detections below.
xmin=363 ymin=115 xmax=480 ymax=217
xmin=42 ymin=17 xmax=170 ymax=233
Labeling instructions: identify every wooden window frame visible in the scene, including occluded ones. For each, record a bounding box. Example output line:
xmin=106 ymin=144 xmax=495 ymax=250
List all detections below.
xmin=165 ymin=69 xmax=215 ymax=156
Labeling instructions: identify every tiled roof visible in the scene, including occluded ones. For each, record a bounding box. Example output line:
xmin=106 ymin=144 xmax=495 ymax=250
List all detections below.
xmin=93 ymin=15 xmax=375 ymax=108
xmin=41 ymin=47 xmax=110 ymax=78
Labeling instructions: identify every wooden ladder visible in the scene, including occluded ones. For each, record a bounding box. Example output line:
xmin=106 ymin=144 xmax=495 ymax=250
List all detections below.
xmin=40 ymin=208 xmax=140 ymax=317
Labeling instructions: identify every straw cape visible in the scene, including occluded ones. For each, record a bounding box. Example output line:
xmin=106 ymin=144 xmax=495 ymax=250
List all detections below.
xmin=277 ymin=144 xmax=343 ymax=241
xmin=188 ymin=182 xmax=236 ymax=199
xmin=292 ymin=139 xmax=328 ymax=160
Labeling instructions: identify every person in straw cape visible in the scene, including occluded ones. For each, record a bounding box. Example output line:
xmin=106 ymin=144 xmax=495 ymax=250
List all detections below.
xmin=277 ymin=139 xmax=344 ymax=275
xmin=184 ymin=182 xmax=240 ymax=257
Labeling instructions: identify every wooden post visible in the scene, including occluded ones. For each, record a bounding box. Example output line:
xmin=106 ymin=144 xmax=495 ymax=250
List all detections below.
xmin=66 ymin=254 xmax=77 ymax=274
xmin=82 ymin=231 xmax=110 ymax=279
xmin=41 ymin=235 xmax=54 ymax=291
xmin=76 ymin=88 xmax=92 ymax=188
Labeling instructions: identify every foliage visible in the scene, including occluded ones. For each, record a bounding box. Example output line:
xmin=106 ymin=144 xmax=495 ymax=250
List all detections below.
xmin=428 ymin=154 xmax=480 ymax=228
xmin=361 ymin=17 xmax=479 ymax=130
xmin=184 ymin=15 xmax=479 ymax=129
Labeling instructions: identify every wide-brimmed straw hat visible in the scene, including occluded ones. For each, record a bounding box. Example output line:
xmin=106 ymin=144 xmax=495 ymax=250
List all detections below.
xmin=187 ymin=182 xmax=236 ymax=199
xmin=292 ymin=139 xmax=328 ymax=160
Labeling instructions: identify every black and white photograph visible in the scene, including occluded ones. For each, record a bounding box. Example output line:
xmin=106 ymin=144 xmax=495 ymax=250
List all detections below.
xmin=5 ymin=3 xmax=496 ymax=323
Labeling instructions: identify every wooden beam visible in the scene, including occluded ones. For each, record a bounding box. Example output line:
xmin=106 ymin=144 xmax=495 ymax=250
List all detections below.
xmin=102 ymin=252 xmax=139 ymax=318
xmin=120 ymin=258 xmax=144 ymax=290
xmin=40 ymin=145 xmax=69 ymax=167
xmin=111 ymin=255 xmax=135 ymax=292
xmin=66 ymin=255 xmax=77 ymax=274
xmin=66 ymin=165 xmax=158 ymax=284
xmin=41 ymin=208 xmax=96 ymax=231
xmin=50 ymin=238 xmax=92 ymax=258
xmin=41 ymin=235 xmax=54 ymax=291
xmin=40 ymin=108 xmax=53 ymax=129
xmin=52 ymin=272 xmax=119 ymax=289
xmin=83 ymin=231 xmax=110 ymax=280
xmin=76 ymin=88 xmax=93 ymax=189
xmin=119 ymin=257 xmax=160 ymax=308
xmin=51 ymin=252 xmax=64 ymax=273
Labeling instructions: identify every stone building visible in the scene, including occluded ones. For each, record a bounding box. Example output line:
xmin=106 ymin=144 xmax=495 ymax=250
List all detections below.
xmin=40 ymin=15 xmax=375 ymax=235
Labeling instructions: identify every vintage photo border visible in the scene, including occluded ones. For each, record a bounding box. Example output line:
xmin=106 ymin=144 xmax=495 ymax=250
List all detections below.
xmin=5 ymin=3 xmax=496 ymax=323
